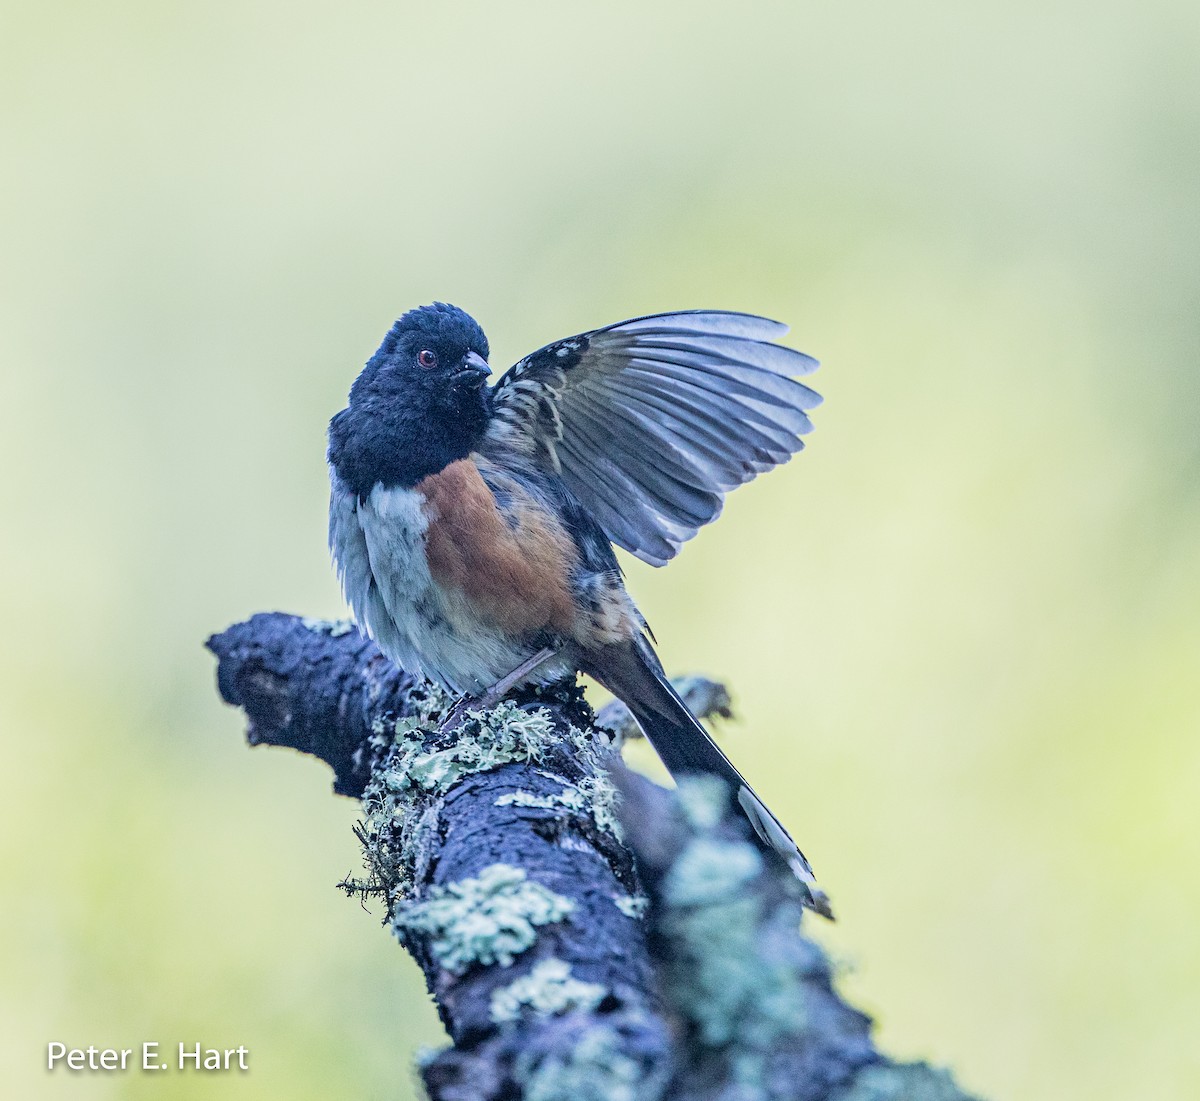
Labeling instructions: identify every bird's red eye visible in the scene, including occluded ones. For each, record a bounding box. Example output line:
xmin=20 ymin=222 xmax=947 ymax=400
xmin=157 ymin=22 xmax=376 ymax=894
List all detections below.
xmin=417 ymin=349 xmax=437 ymax=369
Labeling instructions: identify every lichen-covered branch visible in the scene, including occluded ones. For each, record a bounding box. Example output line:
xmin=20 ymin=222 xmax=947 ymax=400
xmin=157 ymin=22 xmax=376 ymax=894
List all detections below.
xmin=615 ymin=769 xmax=975 ymax=1101
xmin=207 ymin=613 xmax=980 ymax=1101
xmin=209 ymin=613 xmax=671 ymax=1098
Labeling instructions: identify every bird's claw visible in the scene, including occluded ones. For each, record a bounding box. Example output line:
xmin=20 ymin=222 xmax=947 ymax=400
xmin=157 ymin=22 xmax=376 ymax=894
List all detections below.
xmin=438 ymin=693 xmax=484 ymax=733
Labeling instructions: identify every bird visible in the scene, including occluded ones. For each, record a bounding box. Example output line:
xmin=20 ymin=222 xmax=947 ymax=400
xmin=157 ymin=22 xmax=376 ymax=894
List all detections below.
xmin=327 ymin=302 xmax=830 ymax=916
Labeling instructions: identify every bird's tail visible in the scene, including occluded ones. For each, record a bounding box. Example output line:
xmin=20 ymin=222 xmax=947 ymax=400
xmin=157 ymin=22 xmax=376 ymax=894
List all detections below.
xmin=582 ymin=638 xmax=833 ymax=918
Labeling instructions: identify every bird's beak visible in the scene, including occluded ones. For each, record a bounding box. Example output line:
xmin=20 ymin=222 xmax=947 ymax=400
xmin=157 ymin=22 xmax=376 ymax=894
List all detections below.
xmin=456 ymin=350 xmax=492 ymax=386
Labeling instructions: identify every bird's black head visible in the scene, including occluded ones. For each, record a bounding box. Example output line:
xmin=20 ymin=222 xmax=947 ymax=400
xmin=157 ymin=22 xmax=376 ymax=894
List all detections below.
xmin=328 ymin=303 xmax=493 ymax=496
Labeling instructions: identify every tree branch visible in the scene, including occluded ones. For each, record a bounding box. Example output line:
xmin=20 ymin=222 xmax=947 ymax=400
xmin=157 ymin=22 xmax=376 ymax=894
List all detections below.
xmin=207 ymin=613 xmax=980 ymax=1101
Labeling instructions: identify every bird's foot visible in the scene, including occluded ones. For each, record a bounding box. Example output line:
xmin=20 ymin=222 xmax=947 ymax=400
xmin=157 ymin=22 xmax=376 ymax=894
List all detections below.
xmin=438 ymin=693 xmax=483 ymax=733
xmin=435 ymin=648 xmax=560 ymax=733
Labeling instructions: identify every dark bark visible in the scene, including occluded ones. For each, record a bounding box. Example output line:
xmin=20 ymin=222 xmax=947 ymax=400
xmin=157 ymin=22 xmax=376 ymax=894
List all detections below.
xmin=208 ymin=613 xmax=980 ymax=1101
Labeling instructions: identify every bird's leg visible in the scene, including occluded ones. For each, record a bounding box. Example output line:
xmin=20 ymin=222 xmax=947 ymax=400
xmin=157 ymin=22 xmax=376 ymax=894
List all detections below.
xmin=438 ymin=647 xmax=560 ymax=731
xmin=476 ymin=647 xmax=559 ymax=708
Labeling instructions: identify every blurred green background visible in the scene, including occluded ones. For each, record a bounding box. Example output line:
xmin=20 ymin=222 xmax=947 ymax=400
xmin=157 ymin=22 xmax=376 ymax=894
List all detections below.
xmin=3 ymin=1 xmax=1198 ymax=1098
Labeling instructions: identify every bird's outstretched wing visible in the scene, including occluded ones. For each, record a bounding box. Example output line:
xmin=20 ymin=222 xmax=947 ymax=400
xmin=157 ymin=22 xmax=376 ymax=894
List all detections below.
xmin=483 ymin=310 xmax=820 ymax=566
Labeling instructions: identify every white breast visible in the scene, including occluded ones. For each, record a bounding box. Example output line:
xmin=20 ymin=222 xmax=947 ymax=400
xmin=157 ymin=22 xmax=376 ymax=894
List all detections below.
xmin=328 ymin=473 xmax=538 ymax=694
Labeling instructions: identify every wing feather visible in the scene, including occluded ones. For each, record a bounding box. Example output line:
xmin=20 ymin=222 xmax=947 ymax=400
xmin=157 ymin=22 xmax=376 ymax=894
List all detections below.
xmin=483 ymin=310 xmax=820 ymax=564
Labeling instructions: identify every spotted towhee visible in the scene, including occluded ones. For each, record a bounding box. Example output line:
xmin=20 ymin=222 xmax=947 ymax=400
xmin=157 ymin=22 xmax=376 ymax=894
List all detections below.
xmin=328 ymin=302 xmax=830 ymax=916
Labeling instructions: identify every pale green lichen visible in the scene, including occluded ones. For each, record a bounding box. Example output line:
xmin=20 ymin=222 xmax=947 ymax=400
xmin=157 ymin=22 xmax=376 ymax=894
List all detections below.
xmin=387 ymin=702 xmax=557 ymax=797
xmin=833 ymin=1063 xmax=973 ymax=1101
xmin=355 ymin=696 xmax=620 ymax=912
xmin=394 ymin=864 xmax=574 ymax=974
xmin=490 ymin=760 xmax=621 ymax=841
xmin=489 ymin=957 xmax=607 ymax=1023
xmin=578 ymin=773 xmax=623 ymax=838
xmin=515 ymin=1023 xmax=667 ymax=1101
xmin=664 ymin=835 xmax=764 ymax=907
xmin=496 ymin=785 xmax=588 ymax=813
xmin=300 ymin=616 xmax=357 ymax=637
xmin=659 ymin=783 xmax=810 ymax=1088
xmin=674 ymin=773 xmax=739 ymax=834
xmin=614 ymin=894 xmax=648 ymax=920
